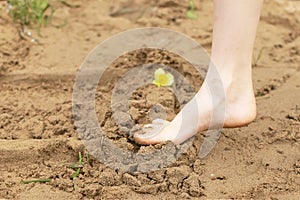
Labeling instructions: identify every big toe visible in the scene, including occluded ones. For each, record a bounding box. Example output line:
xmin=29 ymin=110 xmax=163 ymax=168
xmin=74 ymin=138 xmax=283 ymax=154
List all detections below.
xmin=151 ymin=118 xmax=170 ymax=125
xmin=133 ymin=119 xmax=170 ymax=145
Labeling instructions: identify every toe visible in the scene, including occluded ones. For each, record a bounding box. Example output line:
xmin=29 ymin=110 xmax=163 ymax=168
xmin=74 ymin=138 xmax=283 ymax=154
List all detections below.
xmin=133 ymin=127 xmax=165 ymax=145
xmin=133 ymin=121 xmax=169 ymax=145
xmin=133 ymin=133 xmax=161 ymax=145
xmin=152 ymin=118 xmax=170 ymax=125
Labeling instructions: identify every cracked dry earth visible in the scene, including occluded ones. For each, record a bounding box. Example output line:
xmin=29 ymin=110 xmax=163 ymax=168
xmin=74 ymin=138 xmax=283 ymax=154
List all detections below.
xmin=0 ymin=0 xmax=299 ymax=199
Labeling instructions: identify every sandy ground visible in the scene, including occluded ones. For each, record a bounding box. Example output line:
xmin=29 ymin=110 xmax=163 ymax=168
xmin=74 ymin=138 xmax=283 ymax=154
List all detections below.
xmin=0 ymin=0 xmax=299 ymax=199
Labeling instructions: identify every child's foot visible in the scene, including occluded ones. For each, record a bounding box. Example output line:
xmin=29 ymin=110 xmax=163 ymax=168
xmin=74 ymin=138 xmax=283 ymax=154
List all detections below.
xmin=133 ymin=76 xmax=256 ymax=145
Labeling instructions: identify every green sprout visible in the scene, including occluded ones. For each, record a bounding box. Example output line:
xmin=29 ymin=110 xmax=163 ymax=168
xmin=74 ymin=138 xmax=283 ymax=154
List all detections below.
xmin=71 ymin=152 xmax=83 ymax=179
xmin=186 ymin=0 xmax=199 ymax=19
xmin=7 ymin=0 xmax=55 ymax=34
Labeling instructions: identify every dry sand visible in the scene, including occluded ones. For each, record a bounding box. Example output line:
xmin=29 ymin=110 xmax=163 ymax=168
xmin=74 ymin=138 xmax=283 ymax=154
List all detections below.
xmin=0 ymin=0 xmax=299 ymax=199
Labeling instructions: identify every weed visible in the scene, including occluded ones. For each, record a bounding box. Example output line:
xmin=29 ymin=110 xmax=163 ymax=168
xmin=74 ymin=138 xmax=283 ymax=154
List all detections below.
xmin=71 ymin=152 xmax=83 ymax=179
xmin=7 ymin=0 xmax=55 ymax=34
xmin=186 ymin=0 xmax=199 ymax=19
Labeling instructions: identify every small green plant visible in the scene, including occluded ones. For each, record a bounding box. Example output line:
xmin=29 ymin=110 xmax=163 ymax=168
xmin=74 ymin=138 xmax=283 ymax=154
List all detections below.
xmin=7 ymin=0 xmax=55 ymax=33
xmin=186 ymin=0 xmax=199 ymax=19
xmin=71 ymin=152 xmax=83 ymax=179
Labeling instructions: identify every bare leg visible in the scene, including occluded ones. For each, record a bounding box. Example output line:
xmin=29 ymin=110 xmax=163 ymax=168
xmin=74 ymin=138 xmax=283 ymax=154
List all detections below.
xmin=134 ymin=0 xmax=263 ymax=145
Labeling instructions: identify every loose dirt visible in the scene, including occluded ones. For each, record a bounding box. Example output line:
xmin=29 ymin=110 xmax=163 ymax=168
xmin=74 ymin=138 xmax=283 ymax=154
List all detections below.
xmin=0 ymin=0 xmax=299 ymax=199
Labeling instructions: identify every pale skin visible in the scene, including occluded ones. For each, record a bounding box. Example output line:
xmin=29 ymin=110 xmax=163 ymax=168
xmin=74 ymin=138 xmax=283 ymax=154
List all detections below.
xmin=134 ymin=0 xmax=264 ymax=145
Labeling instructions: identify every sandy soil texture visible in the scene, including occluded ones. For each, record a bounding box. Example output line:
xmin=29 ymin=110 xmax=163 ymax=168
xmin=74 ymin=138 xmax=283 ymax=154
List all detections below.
xmin=0 ymin=0 xmax=299 ymax=199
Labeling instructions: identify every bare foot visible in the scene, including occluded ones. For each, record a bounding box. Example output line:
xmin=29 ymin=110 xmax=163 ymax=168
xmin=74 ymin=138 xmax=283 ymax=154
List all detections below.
xmin=133 ymin=77 xmax=256 ymax=145
xmin=133 ymin=0 xmax=263 ymax=146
